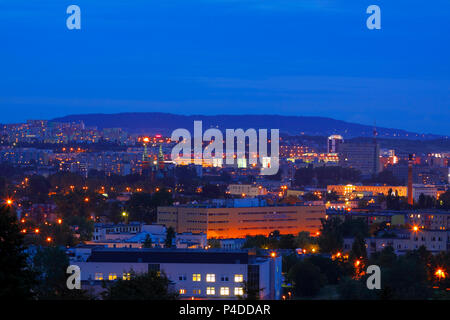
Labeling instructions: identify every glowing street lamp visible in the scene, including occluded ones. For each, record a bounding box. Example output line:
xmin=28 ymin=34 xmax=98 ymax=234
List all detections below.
xmin=6 ymin=199 xmax=13 ymax=206
xmin=435 ymin=268 xmax=446 ymax=281
xmin=122 ymin=211 xmax=129 ymax=224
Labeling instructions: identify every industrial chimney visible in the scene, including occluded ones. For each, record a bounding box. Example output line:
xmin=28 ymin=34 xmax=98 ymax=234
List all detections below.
xmin=407 ymin=154 xmax=413 ymax=206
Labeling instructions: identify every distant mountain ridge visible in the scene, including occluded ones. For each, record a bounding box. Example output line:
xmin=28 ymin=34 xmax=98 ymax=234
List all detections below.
xmin=51 ymin=112 xmax=442 ymax=140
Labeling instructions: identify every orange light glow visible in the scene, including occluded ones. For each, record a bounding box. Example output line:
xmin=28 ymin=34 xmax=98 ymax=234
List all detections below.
xmin=35 ymin=228 xmax=40 ymax=234
xmin=6 ymin=199 xmax=13 ymax=205
xmin=354 ymin=260 xmax=361 ymax=267
xmin=84 ymin=197 xmax=90 ymax=202
xmin=413 ymin=225 xmax=419 ymax=232
xmin=57 ymin=219 xmax=62 ymax=224
xmin=46 ymin=237 xmax=52 ymax=242
xmin=435 ymin=269 xmax=446 ymax=280
xmin=270 ymin=252 xmax=277 ymax=258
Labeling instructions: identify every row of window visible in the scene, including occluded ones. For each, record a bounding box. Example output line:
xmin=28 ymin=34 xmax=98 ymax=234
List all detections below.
xmin=94 ymin=272 xmax=132 ymax=281
xmin=93 ymin=273 xmax=244 ymax=283
xmin=183 ymin=274 xmax=243 ymax=283
xmin=180 ymin=287 xmax=244 ymax=296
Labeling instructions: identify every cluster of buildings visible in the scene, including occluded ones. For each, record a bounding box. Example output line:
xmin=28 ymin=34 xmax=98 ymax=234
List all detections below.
xmin=3 ymin=120 xmax=450 ymax=300
xmin=329 ymin=209 xmax=450 ymax=256
xmin=0 ymin=120 xmax=133 ymax=145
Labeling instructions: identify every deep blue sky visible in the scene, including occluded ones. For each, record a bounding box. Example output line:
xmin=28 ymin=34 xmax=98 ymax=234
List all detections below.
xmin=1 ymin=1 xmax=449 ymax=135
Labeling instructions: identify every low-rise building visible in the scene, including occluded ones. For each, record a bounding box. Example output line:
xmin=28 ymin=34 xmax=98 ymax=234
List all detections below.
xmin=227 ymin=184 xmax=267 ymax=197
xmin=344 ymin=229 xmax=449 ymax=256
xmin=70 ymin=247 xmax=282 ymax=300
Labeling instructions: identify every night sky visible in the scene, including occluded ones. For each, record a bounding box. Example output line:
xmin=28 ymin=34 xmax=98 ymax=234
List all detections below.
xmin=1 ymin=1 xmax=449 ymax=135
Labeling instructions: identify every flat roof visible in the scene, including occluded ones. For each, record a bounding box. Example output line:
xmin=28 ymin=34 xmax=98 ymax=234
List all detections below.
xmin=86 ymin=248 xmax=250 ymax=264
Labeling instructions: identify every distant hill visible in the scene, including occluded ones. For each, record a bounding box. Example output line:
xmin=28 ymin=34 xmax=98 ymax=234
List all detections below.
xmin=52 ymin=112 xmax=442 ymax=140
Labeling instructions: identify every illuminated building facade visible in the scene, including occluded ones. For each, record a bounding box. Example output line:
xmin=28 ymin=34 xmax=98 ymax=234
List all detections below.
xmin=327 ymin=185 xmax=408 ymax=197
xmin=157 ymin=201 xmax=325 ymax=239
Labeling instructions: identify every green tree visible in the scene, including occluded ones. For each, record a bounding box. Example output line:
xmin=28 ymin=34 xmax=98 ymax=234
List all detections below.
xmin=165 ymin=227 xmax=175 ymax=248
xmin=102 ymin=271 xmax=178 ymax=300
xmin=349 ymin=233 xmax=367 ymax=262
xmin=318 ymin=217 xmax=344 ymax=254
xmin=288 ymin=260 xmax=325 ymax=297
xmin=308 ymin=255 xmax=345 ymax=285
xmin=142 ymin=234 xmax=153 ymax=248
xmin=33 ymin=246 xmax=91 ymax=299
xmin=381 ymin=253 xmax=432 ymax=300
xmin=0 ymin=205 xmax=36 ymax=299
xmin=27 ymin=175 xmax=51 ymax=203
xmin=337 ymin=276 xmax=377 ymax=300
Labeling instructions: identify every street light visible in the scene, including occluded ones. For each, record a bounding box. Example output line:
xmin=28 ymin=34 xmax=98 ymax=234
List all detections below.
xmin=435 ymin=268 xmax=446 ymax=281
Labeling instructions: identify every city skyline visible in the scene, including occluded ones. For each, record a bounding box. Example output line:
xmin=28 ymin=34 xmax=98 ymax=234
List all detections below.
xmin=1 ymin=0 xmax=449 ymax=135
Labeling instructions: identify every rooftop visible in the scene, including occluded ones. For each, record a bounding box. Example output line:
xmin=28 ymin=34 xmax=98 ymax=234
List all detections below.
xmin=85 ymin=248 xmax=253 ymax=264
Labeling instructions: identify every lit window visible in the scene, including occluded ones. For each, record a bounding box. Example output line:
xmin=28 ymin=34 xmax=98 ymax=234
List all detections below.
xmin=179 ymin=289 xmax=186 ymax=295
xmin=95 ymin=273 xmax=103 ymax=280
xmin=234 ymin=274 xmax=244 ymax=283
xmin=220 ymin=287 xmax=230 ymax=296
xmin=206 ymin=274 xmax=216 ymax=282
xmin=206 ymin=287 xmax=215 ymax=295
xmin=192 ymin=274 xmax=201 ymax=282
xmin=122 ymin=273 xmax=131 ymax=280
xmin=234 ymin=287 xmax=244 ymax=296
xmin=108 ymin=273 xmax=117 ymax=281
xmin=193 ymin=289 xmax=201 ymax=295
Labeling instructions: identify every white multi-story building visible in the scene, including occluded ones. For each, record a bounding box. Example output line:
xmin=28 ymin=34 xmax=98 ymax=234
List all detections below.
xmin=70 ymin=248 xmax=282 ymax=300
xmin=344 ymin=229 xmax=449 ymax=256
xmin=227 ymin=184 xmax=268 ymax=197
